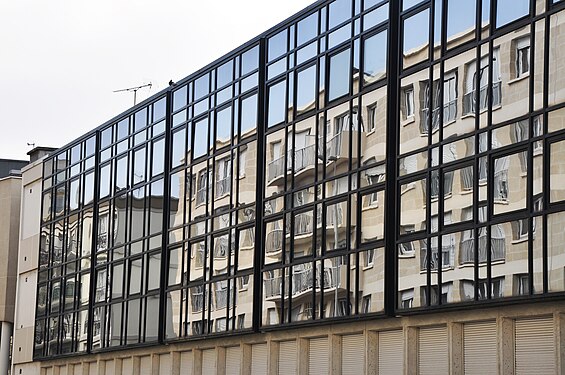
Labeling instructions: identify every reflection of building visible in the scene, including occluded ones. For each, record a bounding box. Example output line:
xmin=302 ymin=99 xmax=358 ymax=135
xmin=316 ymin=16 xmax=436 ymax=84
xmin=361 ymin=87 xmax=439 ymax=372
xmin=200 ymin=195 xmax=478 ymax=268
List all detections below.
xmin=13 ymin=0 xmax=565 ymax=374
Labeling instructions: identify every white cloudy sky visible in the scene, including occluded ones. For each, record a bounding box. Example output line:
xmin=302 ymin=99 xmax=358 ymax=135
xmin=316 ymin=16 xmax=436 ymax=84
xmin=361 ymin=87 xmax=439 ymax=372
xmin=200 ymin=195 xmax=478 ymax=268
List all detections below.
xmin=0 ymin=0 xmax=308 ymax=160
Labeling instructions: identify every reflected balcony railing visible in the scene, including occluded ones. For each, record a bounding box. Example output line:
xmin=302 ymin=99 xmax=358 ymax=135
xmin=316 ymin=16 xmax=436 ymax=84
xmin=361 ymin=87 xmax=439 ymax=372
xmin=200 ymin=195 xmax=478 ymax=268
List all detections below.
xmin=263 ymin=265 xmax=341 ymax=299
xmin=266 ymin=229 xmax=283 ymax=254
xmin=326 ymin=133 xmax=343 ymax=160
xmin=267 ymin=144 xmax=318 ymax=184
xmin=460 ymin=235 xmax=506 ymax=264
xmin=290 ymin=213 xmax=314 ymax=236
xmin=215 ymin=176 xmax=231 ymax=198
xmin=462 ymin=81 xmax=502 ymax=115
xmin=420 ymin=99 xmax=457 ymax=134
xmin=420 ymin=244 xmax=455 ymax=271
xmin=322 ymin=204 xmax=344 ymax=227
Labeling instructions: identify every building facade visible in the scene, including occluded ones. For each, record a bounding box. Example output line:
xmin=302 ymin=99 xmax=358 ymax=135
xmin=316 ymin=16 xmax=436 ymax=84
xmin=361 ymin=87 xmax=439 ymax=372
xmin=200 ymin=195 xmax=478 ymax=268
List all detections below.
xmin=0 ymin=159 xmax=28 ymax=374
xmin=13 ymin=0 xmax=565 ymax=373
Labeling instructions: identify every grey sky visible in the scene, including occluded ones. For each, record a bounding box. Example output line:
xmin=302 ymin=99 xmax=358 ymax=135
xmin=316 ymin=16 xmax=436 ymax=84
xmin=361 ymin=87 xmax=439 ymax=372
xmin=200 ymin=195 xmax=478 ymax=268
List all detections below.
xmin=0 ymin=0 xmax=308 ymax=160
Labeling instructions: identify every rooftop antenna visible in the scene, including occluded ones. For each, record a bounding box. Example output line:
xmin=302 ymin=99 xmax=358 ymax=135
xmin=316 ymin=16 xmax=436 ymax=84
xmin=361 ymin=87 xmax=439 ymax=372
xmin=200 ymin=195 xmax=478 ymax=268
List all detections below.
xmin=113 ymin=82 xmax=153 ymax=105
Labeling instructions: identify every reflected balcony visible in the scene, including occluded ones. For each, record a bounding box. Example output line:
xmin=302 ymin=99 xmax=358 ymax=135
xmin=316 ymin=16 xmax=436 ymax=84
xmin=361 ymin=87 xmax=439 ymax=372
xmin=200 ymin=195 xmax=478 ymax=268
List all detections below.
xmin=267 ymin=144 xmax=318 ymax=186
xmin=325 ymin=131 xmax=360 ymax=165
xmin=462 ymin=81 xmax=502 ymax=115
xmin=263 ymin=264 xmax=347 ymax=301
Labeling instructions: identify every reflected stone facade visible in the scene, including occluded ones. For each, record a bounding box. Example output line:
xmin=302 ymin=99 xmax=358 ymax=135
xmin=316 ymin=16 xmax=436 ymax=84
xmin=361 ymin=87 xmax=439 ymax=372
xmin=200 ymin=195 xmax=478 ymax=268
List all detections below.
xmin=24 ymin=0 xmax=565 ymax=372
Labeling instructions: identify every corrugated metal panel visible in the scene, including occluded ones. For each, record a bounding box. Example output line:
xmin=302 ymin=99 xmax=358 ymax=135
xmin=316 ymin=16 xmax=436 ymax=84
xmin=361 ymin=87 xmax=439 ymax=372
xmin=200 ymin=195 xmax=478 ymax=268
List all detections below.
xmin=515 ymin=317 xmax=555 ymax=375
xmin=342 ymin=334 xmax=364 ymax=375
xmin=418 ymin=326 xmax=448 ymax=375
xmin=378 ymin=330 xmax=404 ymax=375
xmin=278 ymin=340 xmax=297 ymax=375
xmin=464 ymin=321 xmax=497 ymax=375
xmin=251 ymin=343 xmax=268 ymax=375
xmin=226 ymin=346 xmax=241 ymax=375
xmin=202 ymin=349 xmax=216 ymax=375
xmin=308 ymin=337 xmax=329 ymax=375
xmin=180 ymin=351 xmax=193 ymax=375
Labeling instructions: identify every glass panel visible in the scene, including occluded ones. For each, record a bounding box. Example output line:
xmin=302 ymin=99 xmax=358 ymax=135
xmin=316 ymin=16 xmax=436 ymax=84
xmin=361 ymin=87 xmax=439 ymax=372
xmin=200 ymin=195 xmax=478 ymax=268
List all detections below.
xmin=550 ymin=140 xmax=565 ymax=203
xmin=193 ymin=118 xmax=208 ymax=159
xmin=194 ymin=74 xmax=210 ymax=101
xmin=549 ymin=10 xmax=565 ymax=106
xmin=298 ymin=13 xmax=318 ymax=46
xmin=403 ymin=9 xmax=430 ymax=68
xmin=447 ymin=0 xmax=476 ymax=44
xmin=496 ymin=0 xmax=530 ymax=27
xmin=268 ymin=30 xmax=287 ymax=62
xmin=268 ymin=81 xmax=286 ymax=127
xmin=241 ymin=46 xmax=259 ymax=75
xmin=548 ymin=211 xmax=565 ymax=292
xmin=240 ymin=94 xmax=258 ymax=136
xmin=328 ymin=49 xmax=351 ymax=101
xmin=217 ymin=60 xmax=233 ymax=88
xmin=363 ymin=30 xmax=387 ymax=85
xmin=329 ymin=0 xmax=352 ymax=29
xmin=296 ymin=65 xmax=317 ymax=114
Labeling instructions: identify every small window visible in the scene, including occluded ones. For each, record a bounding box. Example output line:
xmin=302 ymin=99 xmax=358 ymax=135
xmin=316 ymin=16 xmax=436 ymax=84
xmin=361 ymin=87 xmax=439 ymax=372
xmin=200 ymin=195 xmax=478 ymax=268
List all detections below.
xmin=515 ymin=37 xmax=530 ymax=78
xmin=364 ymin=249 xmax=375 ymax=267
xmin=400 ymin=289 xmax=414 ymax=309
xmin=367 ymin=103 xmax=377 ymax=132
xmin=515 ymin=274 xmax=530 ymax=295
xmin=404 ymin=87 xmax=414 ymax=118
xmin=361 ymin=295 xmax=371 ymax=313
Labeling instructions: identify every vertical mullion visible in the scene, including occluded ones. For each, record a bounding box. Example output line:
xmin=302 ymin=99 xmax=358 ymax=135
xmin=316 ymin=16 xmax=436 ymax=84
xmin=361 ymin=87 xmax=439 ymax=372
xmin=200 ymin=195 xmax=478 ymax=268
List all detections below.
xmin=386 ymin=0 xmax=400 ymax=315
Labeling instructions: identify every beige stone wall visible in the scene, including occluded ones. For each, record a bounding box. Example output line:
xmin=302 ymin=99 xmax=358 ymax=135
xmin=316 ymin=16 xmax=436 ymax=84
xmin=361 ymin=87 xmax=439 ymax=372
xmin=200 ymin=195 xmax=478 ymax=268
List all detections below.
xmin=13 ymin=159 xmax=43 ymax=367
xmin=0 ymin=176 xmax=23 ymax=323
xmin=27 ymin=302 xmax=565 ymax=375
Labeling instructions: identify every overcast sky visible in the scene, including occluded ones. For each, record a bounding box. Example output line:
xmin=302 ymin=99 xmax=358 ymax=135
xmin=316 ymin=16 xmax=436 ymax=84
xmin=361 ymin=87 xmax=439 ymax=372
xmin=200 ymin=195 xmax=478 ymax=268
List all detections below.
xmin=0 ymin=0 xmax=308 ymax=160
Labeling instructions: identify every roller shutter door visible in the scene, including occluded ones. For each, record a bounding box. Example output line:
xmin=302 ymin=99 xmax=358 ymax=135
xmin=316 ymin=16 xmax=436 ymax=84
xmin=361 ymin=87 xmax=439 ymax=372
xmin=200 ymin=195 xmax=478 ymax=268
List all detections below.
xmin=418 ymin=326 xmax=448 ymax=375
xmin=342 ymin=334 xmax=364 ymax=375
xmin=464 ymin=321 xmax=497 ymax=375
xmin=515 ymin=317 xmax=555 ymax=375
xmin=180 ymin=351 xmax=193 ymax=375
xmin=378 ymin=330 xmax=404 ymax=375
xmin=278 ymin=340 xmax=297 ymax=375
xmin=226 ymin=346 xmax=241 ymax=375
xmin=202 ymin=349 xmax=216 ymax=375
xmin=308 ymin=337 xmax=329 ymax=375
xmin=251 ymin=343 xmax=268 ymax=375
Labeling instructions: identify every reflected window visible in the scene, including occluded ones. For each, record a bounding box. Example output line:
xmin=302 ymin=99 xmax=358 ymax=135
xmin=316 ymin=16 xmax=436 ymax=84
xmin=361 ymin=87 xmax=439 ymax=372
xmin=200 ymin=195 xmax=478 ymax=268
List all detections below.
xmin=402 ymin=86 xmax=414 ymax=119
xmin=366 ymin=103 xmax=377 ymax=132
xmin=515 ymin=37 xmax=530 ymax=78
xmin=328 ymin=49 xmax=351 ymax=101
xmin=363 ymin=30 xmax=387 ymax=85
xmin=463 ymin=50 xmax=501 ymax=115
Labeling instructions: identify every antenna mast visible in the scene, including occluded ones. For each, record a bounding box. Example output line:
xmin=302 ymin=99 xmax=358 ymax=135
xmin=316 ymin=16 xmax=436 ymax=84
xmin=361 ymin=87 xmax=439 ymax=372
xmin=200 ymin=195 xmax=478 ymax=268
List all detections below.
xmin=113 ymin=82 xmax=153 ymax=105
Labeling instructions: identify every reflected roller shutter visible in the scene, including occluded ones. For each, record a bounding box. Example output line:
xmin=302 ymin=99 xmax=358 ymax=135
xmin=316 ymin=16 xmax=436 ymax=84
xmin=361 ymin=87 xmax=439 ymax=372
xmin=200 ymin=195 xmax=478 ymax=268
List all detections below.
xmin=378 ymin=330 xmax=404 ymax=375
xmin=515 ymin=317 xmax=555 ymax=375
xmin=278 ymin=341 xmax=297 ymax=375
xmin=418 ymin=326 xmax=448 ymax=375
xmin=308 ymin=337 xmax=329 ymax=375
xmin=464 ymin=321 xmax=497 ymax=375
xmin=342 ymin=334 xmax=364 ymax=375
xmin=226 ymin=346 xmax=241 ymax=375
xmin=180 ymin=351 xmax=193 ymax=375
xmin=251 ymin=343 xmax=268 ymax=375
xmin=202 ymin=349 xmax=216 ymax=375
